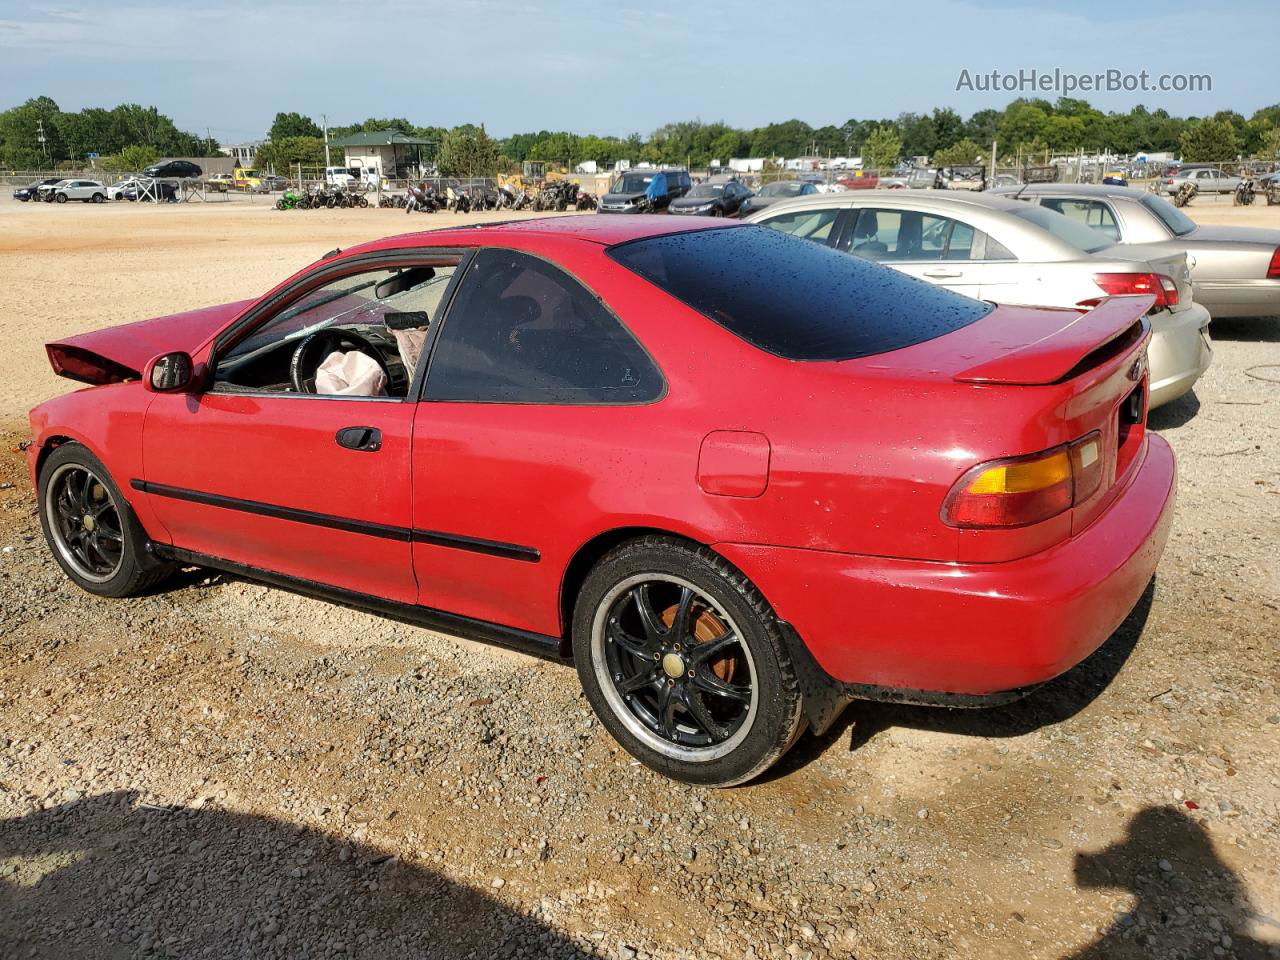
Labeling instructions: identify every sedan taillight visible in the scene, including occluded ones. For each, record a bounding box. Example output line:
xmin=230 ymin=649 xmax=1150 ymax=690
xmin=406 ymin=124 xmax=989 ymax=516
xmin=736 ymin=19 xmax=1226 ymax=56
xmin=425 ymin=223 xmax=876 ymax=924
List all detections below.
xmin=1085 ymin=273 xmax=1179 ymax=310
xmin=942 ymin=434 xmax=1103 ymax=529
xmin=1267 ymin=247 xmax=1280 ymax=279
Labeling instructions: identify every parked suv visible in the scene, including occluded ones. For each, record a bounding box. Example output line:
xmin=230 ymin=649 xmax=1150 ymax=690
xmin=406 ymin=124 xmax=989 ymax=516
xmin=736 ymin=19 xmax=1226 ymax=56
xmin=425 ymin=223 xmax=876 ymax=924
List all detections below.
xmin=669 ymin=176 xmax=753 ymax=217
xmin=143 ymin=160 xmax=203 ymax=179
xmin=598 ymin=169 xmax=691 ymax=213
xmin=49 ymin=179 xmax=108 ymax=203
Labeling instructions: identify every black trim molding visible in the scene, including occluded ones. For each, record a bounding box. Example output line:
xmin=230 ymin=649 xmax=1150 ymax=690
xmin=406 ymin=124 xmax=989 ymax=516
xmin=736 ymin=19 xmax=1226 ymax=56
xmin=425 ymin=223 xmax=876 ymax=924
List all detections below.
xmin=131 ymin=479 xmax=540 ymax=562
xmin=153 ymin=544 xmax=564 ymax=661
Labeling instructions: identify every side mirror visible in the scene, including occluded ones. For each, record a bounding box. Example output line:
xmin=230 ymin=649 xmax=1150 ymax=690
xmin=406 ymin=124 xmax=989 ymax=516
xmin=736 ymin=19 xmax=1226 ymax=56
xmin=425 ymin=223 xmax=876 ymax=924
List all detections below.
xmin=145 ymin=352 xmax=195 ymax=392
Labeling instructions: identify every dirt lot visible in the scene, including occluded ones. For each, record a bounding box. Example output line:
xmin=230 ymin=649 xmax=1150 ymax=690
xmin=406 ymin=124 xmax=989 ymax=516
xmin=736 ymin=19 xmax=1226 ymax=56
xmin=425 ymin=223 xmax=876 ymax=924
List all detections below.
xmin=1 ymin=196 xmax=1278 ymax=960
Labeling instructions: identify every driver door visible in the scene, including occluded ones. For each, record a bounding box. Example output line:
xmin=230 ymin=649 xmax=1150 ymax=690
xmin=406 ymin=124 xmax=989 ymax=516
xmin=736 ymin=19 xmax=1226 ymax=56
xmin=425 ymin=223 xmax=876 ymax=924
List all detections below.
xmin=138 ymin=253 xmax=464 ymax=604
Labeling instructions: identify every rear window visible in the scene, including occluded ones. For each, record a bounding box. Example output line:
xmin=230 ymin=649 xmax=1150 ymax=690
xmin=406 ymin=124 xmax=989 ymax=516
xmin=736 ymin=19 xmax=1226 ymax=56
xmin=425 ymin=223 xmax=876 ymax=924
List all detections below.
xmin=1008 ymin=204 xmax=1112 ymax=254
xmin=1140 ymin=194 xmax=1196 ymax=237
xmin=607 ymin=226 xmax=992 ymax=362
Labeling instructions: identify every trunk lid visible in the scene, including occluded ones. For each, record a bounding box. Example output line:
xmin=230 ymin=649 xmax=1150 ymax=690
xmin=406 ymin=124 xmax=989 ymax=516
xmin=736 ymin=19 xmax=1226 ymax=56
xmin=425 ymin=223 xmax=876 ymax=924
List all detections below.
xmin=953 ymin=295 xmax=1153 ymax=386
xmin=46 ymin=299 xmax=252 ymax=384
xmin=1187 ymin=223 xmax=1280 ymax=245
xmin=1098 ymin=241 xmax=1195 ymax=312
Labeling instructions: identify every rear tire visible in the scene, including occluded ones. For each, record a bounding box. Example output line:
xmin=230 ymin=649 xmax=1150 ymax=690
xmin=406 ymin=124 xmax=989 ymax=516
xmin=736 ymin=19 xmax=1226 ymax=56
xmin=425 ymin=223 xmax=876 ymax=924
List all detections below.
xmin=37 ymin=443 xmax=174 ymax=598
xmin=572 ymin=537 xmax=803 ymax=787
xmin=92 ymin=193 xmax=105 ymax=203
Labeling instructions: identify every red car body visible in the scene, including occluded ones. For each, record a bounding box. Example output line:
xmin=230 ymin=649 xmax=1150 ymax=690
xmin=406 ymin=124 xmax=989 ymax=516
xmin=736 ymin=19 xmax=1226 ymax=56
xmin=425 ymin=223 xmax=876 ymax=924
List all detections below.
xmin=29 ymin=216 xmax=1174 ymax=714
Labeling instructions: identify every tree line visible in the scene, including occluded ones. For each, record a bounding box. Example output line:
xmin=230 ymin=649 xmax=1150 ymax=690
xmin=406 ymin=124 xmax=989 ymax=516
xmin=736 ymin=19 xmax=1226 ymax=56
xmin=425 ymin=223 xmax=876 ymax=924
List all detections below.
xmin=4 ymin=95 xmax=1279 ymax=175
xmin=261 ymin=99 xmax=1280 ymax=177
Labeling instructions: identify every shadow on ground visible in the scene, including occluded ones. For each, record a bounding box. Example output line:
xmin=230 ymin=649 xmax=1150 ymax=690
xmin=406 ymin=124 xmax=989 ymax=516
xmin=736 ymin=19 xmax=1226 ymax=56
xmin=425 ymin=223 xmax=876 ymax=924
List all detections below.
xmin=1064 ymin=806 xmax=1276 ymax=959
xmin=0 ymin=791 xmax=599 ymax=960
xmin=1149 ymin=390 xmax=1201 ymax=430
xmin=774 ymin=580 xmax=1155 ymax=776
xmin=1208 ymin=316 xmax=1280 ymax=343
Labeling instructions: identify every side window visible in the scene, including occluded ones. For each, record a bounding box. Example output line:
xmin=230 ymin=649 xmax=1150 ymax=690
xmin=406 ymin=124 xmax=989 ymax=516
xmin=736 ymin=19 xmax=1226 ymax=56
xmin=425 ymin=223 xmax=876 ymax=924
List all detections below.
xmin=983 ymin=235 xmax=1017 ymax=261
xmin=424 ymin=249 xmax=662 ymax=404
xmin=1040 ymin=199 xmax=1120 ymax=242
xmin=943 ymin=220 xmax=976 ymax=260
xmin=214 ymin=260 xmax=460 ymax=398
xmin=840 ymin=209 xmax=957 ymax=262
xmin=759 ymin=208 xmax=840 ymax=244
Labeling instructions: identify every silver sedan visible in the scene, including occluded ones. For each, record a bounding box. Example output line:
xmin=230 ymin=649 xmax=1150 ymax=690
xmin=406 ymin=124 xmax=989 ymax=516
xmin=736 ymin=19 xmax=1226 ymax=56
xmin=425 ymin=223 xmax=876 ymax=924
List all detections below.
xmin=744 ymin=191 xmax=1212 ymax=409
xmin=989 ymin=183 xmax=1280 ymax=319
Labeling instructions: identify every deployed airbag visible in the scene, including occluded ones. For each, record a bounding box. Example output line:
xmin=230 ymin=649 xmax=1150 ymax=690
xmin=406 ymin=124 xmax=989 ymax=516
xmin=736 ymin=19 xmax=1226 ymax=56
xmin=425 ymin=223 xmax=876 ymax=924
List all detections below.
xmin=314 ymin=350 xmax=387 ymax=396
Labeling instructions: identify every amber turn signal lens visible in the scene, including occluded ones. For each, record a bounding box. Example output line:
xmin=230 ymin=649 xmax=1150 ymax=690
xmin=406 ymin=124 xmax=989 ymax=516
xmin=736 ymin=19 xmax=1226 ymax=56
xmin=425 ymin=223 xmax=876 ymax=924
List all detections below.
xmin=943 ymin=432 xmax=1105 ymax=529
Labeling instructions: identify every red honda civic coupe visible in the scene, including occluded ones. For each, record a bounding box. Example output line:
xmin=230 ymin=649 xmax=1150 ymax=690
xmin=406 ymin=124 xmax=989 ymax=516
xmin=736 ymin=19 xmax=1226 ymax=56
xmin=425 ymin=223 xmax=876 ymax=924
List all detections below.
xmin=28 ymin=216 xmax=1175 ymax=786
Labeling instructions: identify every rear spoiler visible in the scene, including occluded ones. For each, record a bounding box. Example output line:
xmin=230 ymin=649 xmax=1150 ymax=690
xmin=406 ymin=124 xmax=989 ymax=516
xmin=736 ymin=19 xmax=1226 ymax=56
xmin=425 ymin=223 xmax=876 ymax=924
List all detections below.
xmin=954 ymin=295 xmax=1154 ymax=386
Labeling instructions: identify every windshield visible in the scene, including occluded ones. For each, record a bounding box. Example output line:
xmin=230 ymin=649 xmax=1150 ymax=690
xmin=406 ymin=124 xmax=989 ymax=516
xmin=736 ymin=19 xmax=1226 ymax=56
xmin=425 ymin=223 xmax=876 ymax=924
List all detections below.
xmin=688 ymin=183 xmax=726 ymax=198
xmin=613 ymin=173 xmax=655 ymax=194
xmin=1009 ymin=204 xmax=1112 ymax=254
xmin=1141 ymin=194 xmax=1196 ymax=237
xmin=608 ymin=226 xmax=991 ymax=361
xmin=760 ymin=181 xmax=805 ymax=197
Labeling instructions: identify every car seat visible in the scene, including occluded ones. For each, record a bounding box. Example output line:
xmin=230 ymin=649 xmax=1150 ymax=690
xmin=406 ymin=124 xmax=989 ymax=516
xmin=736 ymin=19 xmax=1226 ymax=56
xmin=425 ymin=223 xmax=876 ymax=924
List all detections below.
xmin=851 ymin=212 xmax=889 ymax=255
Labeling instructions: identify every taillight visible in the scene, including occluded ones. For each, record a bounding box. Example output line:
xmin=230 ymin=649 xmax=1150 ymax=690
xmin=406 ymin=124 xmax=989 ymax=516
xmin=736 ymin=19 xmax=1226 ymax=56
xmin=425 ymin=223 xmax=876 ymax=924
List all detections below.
xmin=1087 ymin=273 xmax=1178 ymax=310
xmin=942 ymin=433 xmax=1104 ymax=529
xmin=1267 ymin=247 xmax=1280 ymax=279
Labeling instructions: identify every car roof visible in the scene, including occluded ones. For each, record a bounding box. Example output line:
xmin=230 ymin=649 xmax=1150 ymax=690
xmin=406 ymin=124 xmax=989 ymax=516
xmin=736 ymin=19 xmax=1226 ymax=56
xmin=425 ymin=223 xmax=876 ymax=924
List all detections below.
xmin=995 ymin=182 xmax=1152 ymax=202
xmin=346 ymin=214 xmax=739 ymax=256
xmin=748 ymin=189 xmax=1028 ymax=214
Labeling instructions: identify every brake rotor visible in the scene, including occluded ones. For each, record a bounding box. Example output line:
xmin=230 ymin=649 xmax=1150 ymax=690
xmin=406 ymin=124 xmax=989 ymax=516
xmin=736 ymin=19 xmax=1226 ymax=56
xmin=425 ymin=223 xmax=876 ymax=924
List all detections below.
xmin=662 ymin=603 xmax=736 ymax=683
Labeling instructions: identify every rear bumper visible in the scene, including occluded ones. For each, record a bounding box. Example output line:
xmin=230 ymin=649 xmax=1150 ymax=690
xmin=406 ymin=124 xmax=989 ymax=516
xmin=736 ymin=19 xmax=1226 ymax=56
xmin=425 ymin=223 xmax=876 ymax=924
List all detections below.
xmin=1148 ymin=303 xmax=1212 ymax=408
xmin=1193 ymin=279 xmax=1280 ymax=319
xmin=716 ymin=434 xmax=1176 ymax=698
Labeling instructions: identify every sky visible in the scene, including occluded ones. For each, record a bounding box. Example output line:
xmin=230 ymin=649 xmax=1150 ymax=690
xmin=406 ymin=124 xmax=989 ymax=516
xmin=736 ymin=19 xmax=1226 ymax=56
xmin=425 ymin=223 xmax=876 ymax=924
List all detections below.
xmin=0 ymin=0 xmax=1274 ymax=144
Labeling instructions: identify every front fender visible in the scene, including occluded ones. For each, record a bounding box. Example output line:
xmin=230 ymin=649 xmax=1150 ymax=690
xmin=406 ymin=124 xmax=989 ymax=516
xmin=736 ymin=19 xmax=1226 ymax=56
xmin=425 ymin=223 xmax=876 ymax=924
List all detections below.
xmin=27 ymin=383 xmax=168 ymax=542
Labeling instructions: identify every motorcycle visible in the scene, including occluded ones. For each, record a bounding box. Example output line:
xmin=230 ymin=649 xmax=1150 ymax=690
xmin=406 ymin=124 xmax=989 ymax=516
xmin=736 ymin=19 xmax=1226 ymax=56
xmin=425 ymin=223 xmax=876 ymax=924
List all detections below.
xmin=275 ymin=190 xmax=309 ymax=211
xmin=405 ymin=184 xmax=439 ymax=214
xmin=447 ymin=186 xmax=471 ymax=213
xmin=1233 ymin=177 xmax=1255 ymax=207
xmin=1173 ymin=181 xmax=1198 ymax=208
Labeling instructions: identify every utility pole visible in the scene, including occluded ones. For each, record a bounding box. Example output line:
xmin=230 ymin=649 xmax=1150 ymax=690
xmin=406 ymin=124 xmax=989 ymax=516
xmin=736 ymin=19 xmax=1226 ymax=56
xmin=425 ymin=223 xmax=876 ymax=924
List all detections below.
xmin=37 ymin=118 xmax=49 ymax=164
xmin=322 ymin=114 xmax=331 ymax=168
xmin=990 ymin=139 xmax=998 ymax=184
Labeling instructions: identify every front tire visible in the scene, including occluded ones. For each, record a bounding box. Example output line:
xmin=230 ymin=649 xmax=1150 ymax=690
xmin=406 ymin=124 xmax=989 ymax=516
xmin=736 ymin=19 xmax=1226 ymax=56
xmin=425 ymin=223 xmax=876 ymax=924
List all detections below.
xmin=573 ymin=537 xmax=803 ymax=787
xmin=55 ymin=193 xmax=68 ymax=203
xmin=37 ymin=443 xmax=173 ymax=598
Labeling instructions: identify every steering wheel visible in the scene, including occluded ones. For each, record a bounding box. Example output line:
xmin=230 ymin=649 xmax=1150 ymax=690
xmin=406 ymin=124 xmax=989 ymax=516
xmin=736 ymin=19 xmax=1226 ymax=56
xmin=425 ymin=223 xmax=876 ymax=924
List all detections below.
xmin=289 ymin=328 xmax=391 ymax=394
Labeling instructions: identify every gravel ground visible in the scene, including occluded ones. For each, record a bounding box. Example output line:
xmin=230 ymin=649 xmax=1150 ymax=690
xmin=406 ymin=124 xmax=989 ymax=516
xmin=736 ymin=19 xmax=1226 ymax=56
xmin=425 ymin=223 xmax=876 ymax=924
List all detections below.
xmin=1 ymin=197 xmax=1278 ymax=960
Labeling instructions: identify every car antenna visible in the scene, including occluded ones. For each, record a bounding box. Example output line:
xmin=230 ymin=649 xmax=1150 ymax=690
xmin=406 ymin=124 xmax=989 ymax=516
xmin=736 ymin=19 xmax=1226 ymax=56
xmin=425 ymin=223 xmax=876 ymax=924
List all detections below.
xmin=322 ymin=247 xmax=342 ymax=260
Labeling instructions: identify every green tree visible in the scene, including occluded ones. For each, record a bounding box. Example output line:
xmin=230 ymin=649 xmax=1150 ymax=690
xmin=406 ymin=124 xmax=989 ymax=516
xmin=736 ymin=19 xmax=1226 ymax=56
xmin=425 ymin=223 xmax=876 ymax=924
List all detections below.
xmin=437 ymin=126 xmax=500 ymax=177
xmin=863 ymin=125 xmax=901 ymax=173
xmin=269 ymin=112 xmax=322 ymax=141
xmin=256 ymin=136 xmax=326 ymax=173
xmin=998 ymin=101 xmax=1050 ymax=151
xmin=930 ymin=108 xmax=965 ymax=150
xmin=932 ymin=138 xmax=983 ymax=167
xmin=1179 ymin=118 xmax=1242 ymax=162
xmin=897 ymin=112 xmax=937 ymax=158
xmin=1258 ymin=126 xmax=1280 ymax=161
xmin=711 ymin=130 xmax=747 ymax=164
xmin=100 ymin=144 xmax=160 ymax=173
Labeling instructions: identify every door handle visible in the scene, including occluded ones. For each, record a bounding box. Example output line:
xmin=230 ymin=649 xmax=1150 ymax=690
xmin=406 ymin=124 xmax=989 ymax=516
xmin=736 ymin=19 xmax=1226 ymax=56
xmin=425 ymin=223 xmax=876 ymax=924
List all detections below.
xmin=336 ymin=426 xmax=382 ymax=452
xmin=923 ymin=268 xmax=963 ymax=279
